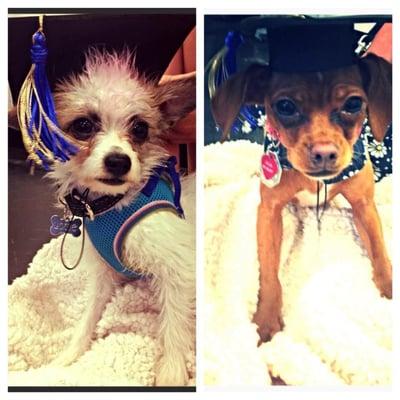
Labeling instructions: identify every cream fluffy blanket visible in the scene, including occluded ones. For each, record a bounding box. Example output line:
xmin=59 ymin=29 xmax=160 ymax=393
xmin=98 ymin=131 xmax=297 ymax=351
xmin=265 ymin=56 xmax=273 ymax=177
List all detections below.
xmin=8 ymin=235 xmax=195 ymax=386
xmin=204 ymin=140 xmax=392 ymax=387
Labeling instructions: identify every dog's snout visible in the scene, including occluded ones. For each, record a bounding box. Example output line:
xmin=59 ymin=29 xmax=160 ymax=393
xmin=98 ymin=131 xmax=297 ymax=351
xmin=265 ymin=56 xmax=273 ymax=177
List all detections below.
xmin=104 ymin=153 xmax=131 ymax=176
xmin=310 ymin=143 xmax=338 ymax=168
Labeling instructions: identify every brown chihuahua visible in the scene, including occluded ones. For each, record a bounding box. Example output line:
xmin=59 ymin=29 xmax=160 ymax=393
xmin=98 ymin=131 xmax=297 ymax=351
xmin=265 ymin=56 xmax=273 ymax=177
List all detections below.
xmin=211 ymin=23 xmax=392 ymax=343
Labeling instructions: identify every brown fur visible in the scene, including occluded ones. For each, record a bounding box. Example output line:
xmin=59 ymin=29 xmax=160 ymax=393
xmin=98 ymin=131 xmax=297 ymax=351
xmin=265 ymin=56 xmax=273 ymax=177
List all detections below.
xmin=212 ymin=54 xmax=392 ymax=342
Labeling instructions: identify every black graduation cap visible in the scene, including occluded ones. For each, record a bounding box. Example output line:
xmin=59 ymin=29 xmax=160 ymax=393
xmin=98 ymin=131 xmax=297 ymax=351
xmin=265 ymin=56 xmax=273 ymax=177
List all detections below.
xmin=239 ymin=15 xmax=392 ymax=73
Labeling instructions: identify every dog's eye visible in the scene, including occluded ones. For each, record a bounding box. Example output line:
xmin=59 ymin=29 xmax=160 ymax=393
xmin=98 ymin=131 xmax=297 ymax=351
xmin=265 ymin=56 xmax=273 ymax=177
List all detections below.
xmin=342 ymin=96 xmax=363 ymax=114
xmin=131 ymin=119 xmax=149 ymax=141
xmin=274 ymin=99 xmax=298 ymax=117
xmin=70 ymin=117 xmax=95 ymax=139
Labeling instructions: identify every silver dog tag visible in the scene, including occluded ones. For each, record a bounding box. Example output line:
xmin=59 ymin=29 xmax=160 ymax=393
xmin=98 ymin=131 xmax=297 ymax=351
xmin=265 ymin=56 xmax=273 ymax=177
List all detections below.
xmin=260 ymin=150 xmax=282 ymax=188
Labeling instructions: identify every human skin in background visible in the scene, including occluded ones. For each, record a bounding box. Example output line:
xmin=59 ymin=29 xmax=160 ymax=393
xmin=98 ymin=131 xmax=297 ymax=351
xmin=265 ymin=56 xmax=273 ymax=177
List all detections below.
xmin=160 ymin=28 xmax=196 ymax=171
xmin=367 ymin=23 xmax=391 ymax=62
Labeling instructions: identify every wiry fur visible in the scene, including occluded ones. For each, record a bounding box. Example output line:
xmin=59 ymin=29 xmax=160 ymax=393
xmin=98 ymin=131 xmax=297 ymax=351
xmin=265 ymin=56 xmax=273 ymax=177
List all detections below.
xmin=46 ymin=50 xmax=196 ymax=386
xmin=49 ymin=49 xmax=194 ymax=206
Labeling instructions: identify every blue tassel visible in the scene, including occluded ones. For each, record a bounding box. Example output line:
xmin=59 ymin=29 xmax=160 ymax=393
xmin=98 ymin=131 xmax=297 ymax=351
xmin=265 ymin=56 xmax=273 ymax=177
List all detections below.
xmin=216 ymin=31 xmax=243 ymax=86
xmin=17 ymin=30 xmax=77 ymax=170
xmin=208 ymin=31 xmax=265 ymax=137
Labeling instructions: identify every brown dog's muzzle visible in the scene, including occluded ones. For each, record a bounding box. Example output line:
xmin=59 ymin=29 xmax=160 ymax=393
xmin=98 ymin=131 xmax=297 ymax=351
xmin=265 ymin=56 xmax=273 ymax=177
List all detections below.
xmin=285 ymin=131 xmax=356 ymax=179
xmin=308 ymin=142 xmax=339 ymax=174
xmin=297 ymin=136 xmax=353 ymax=178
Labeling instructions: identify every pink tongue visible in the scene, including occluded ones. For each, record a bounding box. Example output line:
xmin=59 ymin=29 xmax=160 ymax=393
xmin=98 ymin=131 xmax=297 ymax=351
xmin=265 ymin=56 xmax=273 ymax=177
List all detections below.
xmin=261 ymin=153 xmax=278 ymax=179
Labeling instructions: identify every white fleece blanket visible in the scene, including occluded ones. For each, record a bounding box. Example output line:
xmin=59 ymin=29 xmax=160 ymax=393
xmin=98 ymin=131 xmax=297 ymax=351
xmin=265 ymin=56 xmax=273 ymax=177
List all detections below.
xmin=204 ymin=140 xmax=392 ymax=387
xmin=8 ymin=235 xmax=195 ymax=386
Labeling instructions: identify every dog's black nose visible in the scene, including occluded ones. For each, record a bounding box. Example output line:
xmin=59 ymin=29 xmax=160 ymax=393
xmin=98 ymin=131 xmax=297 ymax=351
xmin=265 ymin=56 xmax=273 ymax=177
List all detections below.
xmin=104 ymin=153 xmax=131 ymax=176
xmin=310 ymin=143 xmax=338 ymax=168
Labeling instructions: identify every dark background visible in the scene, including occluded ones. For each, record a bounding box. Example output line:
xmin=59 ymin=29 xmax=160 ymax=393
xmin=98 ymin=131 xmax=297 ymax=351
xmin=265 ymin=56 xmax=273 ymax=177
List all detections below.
xmin=8 ymin=11 xmax=195 ymax=100
xmin=8 ymin=10 xmax=195 ymax=283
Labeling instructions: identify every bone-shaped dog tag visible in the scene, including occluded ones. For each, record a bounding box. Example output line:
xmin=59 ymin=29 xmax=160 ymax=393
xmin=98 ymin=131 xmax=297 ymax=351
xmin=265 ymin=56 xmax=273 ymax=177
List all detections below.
xmin=260 ymin=151 xmax=282 ymax=188
xmin=50 ymin=215 xmax=82 ymax=237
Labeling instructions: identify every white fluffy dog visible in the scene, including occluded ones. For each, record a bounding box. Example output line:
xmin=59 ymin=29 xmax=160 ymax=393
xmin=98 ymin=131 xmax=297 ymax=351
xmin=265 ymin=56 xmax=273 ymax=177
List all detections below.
xmin=13 ymin=50 xmax=196 ymax=386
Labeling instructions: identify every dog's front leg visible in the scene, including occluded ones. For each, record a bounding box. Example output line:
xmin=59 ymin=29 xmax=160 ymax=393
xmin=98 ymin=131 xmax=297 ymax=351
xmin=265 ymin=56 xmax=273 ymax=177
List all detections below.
xmin=51 ymin=241 xmax=121 ymax=366
xmin=341 ymin=167 xmax=392 ymax=298
xmin=253 ymin=193 xmax=285 ymax=343
xmin=154 ymin=245 xmax=195 ymax=386
xmin=123 ymin=210 xmax=195 ymax=386
xmin=345 ymin=197 xmax=392 ymax=298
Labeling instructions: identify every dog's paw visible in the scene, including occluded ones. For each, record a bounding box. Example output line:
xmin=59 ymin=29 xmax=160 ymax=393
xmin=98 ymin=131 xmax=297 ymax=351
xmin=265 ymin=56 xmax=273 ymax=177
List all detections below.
xmin=253 ymin=309 xmax=284 ymax=344
xmin=374 ymin=266 xmax=392 ymax=299
xmin=155 ymin=354 xmax=188 ymax=386
xmin=375 ymin=276 xmax=392 ymax=299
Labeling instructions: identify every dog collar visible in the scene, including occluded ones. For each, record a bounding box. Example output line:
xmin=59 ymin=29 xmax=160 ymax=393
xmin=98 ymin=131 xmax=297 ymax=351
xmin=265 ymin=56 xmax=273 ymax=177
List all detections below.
xmin=64 ymin=191 xmax=123 ymax=220
xmin=262 ymin=118 xmax=392 ymax=185
xmin=60 ymin=156 xmax=183 ymax=220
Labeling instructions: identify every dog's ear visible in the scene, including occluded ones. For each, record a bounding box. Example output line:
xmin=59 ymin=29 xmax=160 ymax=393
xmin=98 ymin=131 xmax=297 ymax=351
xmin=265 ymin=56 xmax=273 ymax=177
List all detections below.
xmin=8 ymin=106 xmax=20 ymax=131
xmin=156 ymin=72 xmax=196 ymax=128
xmin=358 ymin=54 xmax=392 ymax=141
xmin=211 ymin=64 xmax=270 ymax=139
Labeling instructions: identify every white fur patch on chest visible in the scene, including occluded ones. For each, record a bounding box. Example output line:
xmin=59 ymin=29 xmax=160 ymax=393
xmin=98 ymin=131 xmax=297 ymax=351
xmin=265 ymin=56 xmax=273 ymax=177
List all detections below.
xmin=294 ymin=185 xmax=351 ymax=208
xmin=294 ymin=184 xmax=333 ymax=207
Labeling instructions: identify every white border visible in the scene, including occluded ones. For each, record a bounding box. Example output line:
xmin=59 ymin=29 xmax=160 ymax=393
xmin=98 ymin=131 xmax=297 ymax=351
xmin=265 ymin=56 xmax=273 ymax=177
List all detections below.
xmin=2 ymin=0 xmax=399 ymax=399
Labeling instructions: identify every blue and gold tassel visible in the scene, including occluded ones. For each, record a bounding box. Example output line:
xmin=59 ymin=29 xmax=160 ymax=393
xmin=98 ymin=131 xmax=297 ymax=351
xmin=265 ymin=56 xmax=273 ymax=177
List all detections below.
xmin=17 ymin=15 xmax=77 ymax=170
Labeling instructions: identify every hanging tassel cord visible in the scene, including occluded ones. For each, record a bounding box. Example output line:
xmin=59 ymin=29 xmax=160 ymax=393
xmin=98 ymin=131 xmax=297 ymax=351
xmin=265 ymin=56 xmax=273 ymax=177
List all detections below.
xmin=60 ymin=188 xmax=90 ymax=270
xmin=316 ymin=181 xmax=328 ymax=232
xmin=208 ymin=31 xmax=263 ymax=135
xmin=206 ymin=31 xmax=244 ymax=99
xmin=17 ymin=29 xmax=77 ymax=170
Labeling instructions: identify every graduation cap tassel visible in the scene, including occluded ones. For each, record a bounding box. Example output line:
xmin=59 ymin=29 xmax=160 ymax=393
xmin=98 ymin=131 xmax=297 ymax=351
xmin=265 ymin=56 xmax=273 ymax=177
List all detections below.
xmin=17 ymin=16 xmax=77 ymax=170
xmin=207 ymin=31 xmax=243 ymax=98
xmin=207 ymin=30 xmax=260 ymax=136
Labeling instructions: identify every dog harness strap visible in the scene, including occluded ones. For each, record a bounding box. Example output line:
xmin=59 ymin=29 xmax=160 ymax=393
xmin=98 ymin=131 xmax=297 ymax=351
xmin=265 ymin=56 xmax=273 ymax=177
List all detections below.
xmin=263 ymin=118 xmax=392 ymax=184
xmin=141 ymin=156 xmax=185 ymax=216
xmin=85 ymin=164 xmax=183 ymax=279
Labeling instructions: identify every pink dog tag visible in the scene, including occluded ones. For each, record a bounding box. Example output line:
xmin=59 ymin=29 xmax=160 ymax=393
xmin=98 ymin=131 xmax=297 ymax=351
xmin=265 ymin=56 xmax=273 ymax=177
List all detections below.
xmin=260 ymin=151 xmax=282 ymax=187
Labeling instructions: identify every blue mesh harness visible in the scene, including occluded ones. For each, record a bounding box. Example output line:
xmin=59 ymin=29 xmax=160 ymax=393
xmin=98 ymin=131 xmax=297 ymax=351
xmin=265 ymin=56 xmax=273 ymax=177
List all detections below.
xmin=85 ymin=157 xmax=184 ymax=279
xmin=264 ymin=119 xmax=392 ymax=184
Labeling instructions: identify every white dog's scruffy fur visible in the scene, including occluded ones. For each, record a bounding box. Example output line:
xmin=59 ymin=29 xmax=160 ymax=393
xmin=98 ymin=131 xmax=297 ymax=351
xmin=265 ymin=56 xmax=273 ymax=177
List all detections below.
xmin=39 ymin=50 xmax=196 ymax=385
